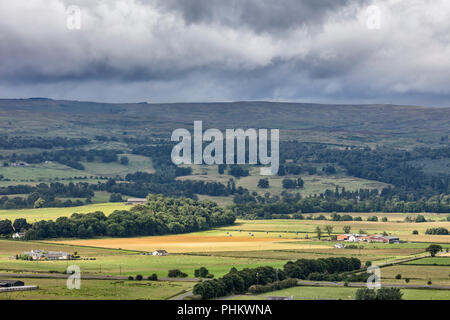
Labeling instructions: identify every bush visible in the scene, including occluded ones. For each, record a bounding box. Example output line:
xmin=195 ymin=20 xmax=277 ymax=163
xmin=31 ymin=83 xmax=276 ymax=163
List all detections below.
xmin=412 ymin=230 xmax=418 ymax=235
xmin=395 ymin=274 xmax=402 ymax=280
xmin=168 ymin=269 xmax=188 ymax=278
xmin=109 ymin=193 xmax=123 ymax=202
xmin=427 ymin=281 xmax=432 ymax=285
xmin=148 ymin=273 xmax=158 ymax=281
xmin=195 ymin=267 xmax=211 ymax=278
xmin=405 ymin=278 xmax=410 ymax=283
xmin=128 ymin=276 xmax=134 ymax=280
xmin=382 ymin=217 xmax=388 ymax=222
xmin=425 ymin=227 xmax=448 ymax=235
xmin=355 ymin=288 xmax=403 ymax=300
xmin=136 ymin=274 xmax=143 ymax=281
xmin=365 ymin=261 xmax=372 ymax=268
xmin=248 ymin=278 xmax=297 ymax=294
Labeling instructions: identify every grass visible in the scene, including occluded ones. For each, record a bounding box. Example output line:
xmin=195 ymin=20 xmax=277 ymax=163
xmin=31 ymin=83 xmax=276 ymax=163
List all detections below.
xmin=177 ymin=165 xmax=390 ymax=199
xmin=227 ymin=286 xmax=450 ymax=300
xmin=80 ymin=154 xmax=154 ymax=177
xmin=377 ymin=265 xmax=450 ymax=286
xmin=0 ymin=202 xmax=128 ymax=222
xmin=404 ymin=257 xmax=450 ymax=266
xmin=0 ymin=240 xmax=287 ymax=278
xmin=0 ymin=278 xmax=194 ymax=300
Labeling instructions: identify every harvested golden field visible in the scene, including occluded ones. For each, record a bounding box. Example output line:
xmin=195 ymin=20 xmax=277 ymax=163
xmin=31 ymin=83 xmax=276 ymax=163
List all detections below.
xmin=50 ymin=234 xmax=329 ymax=253
xmin=221 ymin=219 xmax=450 ymax=240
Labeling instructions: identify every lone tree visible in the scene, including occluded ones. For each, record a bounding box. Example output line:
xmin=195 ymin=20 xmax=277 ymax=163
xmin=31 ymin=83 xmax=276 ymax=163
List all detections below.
xmin=316 ymin=226 xmax=322 ymax=240
xmin=426 ymin=244 xmax=442 ymax=257
xmin=324 ymin=225 xmax=334 ymax=237
xmin=343 ymin=225 xmax=351 ymax=234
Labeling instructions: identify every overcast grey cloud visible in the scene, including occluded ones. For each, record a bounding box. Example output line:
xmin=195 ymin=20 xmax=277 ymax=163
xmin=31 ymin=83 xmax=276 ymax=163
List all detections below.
xmin=0 ymin=0 xmax=450 ymax=106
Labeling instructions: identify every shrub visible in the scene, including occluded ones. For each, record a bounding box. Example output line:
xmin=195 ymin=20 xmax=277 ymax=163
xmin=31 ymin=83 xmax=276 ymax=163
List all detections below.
xmin=412 ymin=230 xmax=418 ymax=235
xmin=248 ymin=278 xmax=297 ymax=294
xmin=128 ymin=276 xmax=134 ymax=280
xmin=395 ymin=274 xmax=402 ymax=280
xmin=365 ymin=261 xmax=372 ymax=268
xmin=425 ymin=227 xmax=448 ymax=235
xmin=136 ymin=274 xmax=143 ymax=281
xmin=427 ymin=281 xmax=432 ymax=285
xmin=382 ymin=217 xmax=388 ymax=222
xmin=355 ymin=288 xmax=403 ymax=300
xmin=415 ymin=215 xmax=426 ymax=223
xmin=195 ymin=267 xmax=211 ymax=278
xmin=168 ymin=269 xmax=188 ymax=278
xmin=405 ymin=278 xmax=410 ymax=283
xmin=148 ymin=273 xmax=158 ymax=281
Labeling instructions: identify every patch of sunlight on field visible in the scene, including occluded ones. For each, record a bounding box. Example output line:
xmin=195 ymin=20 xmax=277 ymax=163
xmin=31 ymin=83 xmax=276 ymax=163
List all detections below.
xmin=0 ymin=202 xmax=128 ymax=222
xmin=50 ymin=233 xmax=330 ymax=253
xmin=221 ymin=219 xmax=450 ymax=242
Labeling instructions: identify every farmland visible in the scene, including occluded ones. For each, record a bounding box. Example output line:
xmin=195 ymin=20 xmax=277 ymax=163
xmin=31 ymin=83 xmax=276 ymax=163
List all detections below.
xmin=0 ymin=215 xmax=449 ymax=300
xmin=0 ymin=202 xmax=128 ymax=222
xmin=0 ymin=99 xmax=449 ymax=300
xmin=227 ymin=286 xmax=450 ymax=300
xmin=0 ymin=277 xmax=194 ymax=300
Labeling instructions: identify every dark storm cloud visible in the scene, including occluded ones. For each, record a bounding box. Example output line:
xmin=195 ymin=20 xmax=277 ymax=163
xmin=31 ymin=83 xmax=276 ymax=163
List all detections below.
xmin=0 ymin=0 xmax=450 ymax=106
xmin=154 ymin=0 xmax=369 ymax=33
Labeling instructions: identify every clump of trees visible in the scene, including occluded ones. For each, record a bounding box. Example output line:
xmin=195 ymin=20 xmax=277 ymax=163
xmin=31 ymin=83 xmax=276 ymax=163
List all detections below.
xmin=22 ymin=195 xmax=236 ymax=240
xmin=248 ymin=278 xmax=297 ymax=294
xmin=425 ymin=228 xmax=448 ymax=235
xmin=355 ymin=288 xmax=403 ymax=300
xmin=282 ymin=178 xmax=304 ymax=189
xmin=194 ymin=267 xmax=214 ymax=278
xmin=283 ymin=257 xmax=361 ymax=279
xmin=168 ymin=269 xmax=188 ymax=278
xmin=193 ymin=266 xmax=284 ymax=299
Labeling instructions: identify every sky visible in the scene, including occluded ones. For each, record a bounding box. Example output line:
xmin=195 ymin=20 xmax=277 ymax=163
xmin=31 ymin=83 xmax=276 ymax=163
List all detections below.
xmin=1 ymin=0 xmax=450 ymax=106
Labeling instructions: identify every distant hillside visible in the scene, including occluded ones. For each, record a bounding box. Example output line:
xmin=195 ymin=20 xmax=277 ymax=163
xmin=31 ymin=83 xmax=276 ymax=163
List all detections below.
xmin=0 ymin=99 xmax=449 ymax=147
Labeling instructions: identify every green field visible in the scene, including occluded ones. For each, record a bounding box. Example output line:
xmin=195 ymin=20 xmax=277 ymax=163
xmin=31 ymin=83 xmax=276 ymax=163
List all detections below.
xmin=0 ymin=278 xmax=194 ymax=300
xmin=404 ymin=257 xmax=450 ymax=266
xmin=227 ymin=286 xmax=450 ymax=300
xmin=0 ymin=203 xmax=128 ymax=222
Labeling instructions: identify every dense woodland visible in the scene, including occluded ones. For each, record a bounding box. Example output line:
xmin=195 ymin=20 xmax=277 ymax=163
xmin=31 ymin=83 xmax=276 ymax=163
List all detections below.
xmin=0 ymin=195 xmax=235 ymax=239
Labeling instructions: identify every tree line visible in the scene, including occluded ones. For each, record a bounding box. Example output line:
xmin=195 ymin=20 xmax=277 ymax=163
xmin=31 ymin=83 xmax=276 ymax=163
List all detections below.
xmin=2 ymin=194 xmax=236 ymax=240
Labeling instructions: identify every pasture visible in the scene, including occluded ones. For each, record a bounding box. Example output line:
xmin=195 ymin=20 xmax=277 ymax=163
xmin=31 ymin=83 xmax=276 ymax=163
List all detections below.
xmin=0 ymin=202 xmax=128 ymax=222
xmin=0 ymin=278 xmax=194 ymax=300
xmin=228 ymin=286 xmax=450 ymax=300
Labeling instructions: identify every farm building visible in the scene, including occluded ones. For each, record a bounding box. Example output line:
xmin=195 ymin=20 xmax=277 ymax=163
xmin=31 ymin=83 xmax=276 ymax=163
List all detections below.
xmin=336 ymin=234 xmax=399 ymax=243
xmin=152 ymin=250 xmax=168 ymax=256
xmin=368 ymin=235 xmax=400 ymax=243
xmin=126 ymin=198 xmax=147 ymax=205
xmin=337 ymin=234 xmax=351 ymax=241
xmin=0 ymin=280 xmax=24 ymax=288
xmin=10 ymin=161 xmax=29 ymax=167
xmin=24 ymin=250 xmax=72 ymax=260
xmin=12 ymin=232 xmax=25 ymax=239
